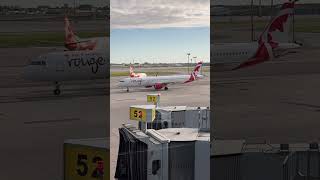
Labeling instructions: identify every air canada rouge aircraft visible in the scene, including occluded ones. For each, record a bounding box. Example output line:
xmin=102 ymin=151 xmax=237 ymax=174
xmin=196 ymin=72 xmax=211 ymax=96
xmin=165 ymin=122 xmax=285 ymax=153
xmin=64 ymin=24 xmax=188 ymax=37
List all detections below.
xmin=129 ymin=65 xmax=147 ymax=78
xmin=23 ymin=49 xmax=108 ymax=95
xmin=64 ymin=16 xmax=108 ymax=51
xmin=22 ymin=17 xmax=109 ymax=96
xmin=212 ymin=0 xmax=301 ymax=70
xmin=119 ymin=62 xmax=204 ymax=92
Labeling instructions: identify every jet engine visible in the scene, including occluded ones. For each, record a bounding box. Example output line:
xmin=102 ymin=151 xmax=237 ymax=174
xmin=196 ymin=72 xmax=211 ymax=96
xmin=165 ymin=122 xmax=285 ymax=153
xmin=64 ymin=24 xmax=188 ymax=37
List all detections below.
xmin=154 ymin=83 xmax=165 ymax=90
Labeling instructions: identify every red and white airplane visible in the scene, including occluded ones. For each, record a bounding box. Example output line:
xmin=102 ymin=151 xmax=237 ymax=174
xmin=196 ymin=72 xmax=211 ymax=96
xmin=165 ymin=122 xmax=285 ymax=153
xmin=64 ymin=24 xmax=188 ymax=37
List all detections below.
xmin=64 ymin=16 xmax=108 ymax=51
xmin=129 ymin=65 xmax=147 ymax=78
xmin=23 ymin=50 xmax=108 ymax=95
xmin=119 ymin=62 xmax=204 ymax=92
xmin=212 ymin=0 xmax=301 ymax=70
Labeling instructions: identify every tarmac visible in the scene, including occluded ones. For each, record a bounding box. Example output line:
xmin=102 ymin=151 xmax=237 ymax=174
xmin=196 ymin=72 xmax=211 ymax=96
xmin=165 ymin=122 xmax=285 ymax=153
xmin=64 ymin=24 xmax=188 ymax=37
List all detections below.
xmin=213 ymin=49 xmax=320 ymax=143
xmin=212 ymin=25 xmax=320 ymax=144
xmin=0 ymin=47 xmax=108 ymax=180
xmin=0 ymin=47 xmax=210 ymax=179
xmin=110 ymin=71 xmax=210 ymax=179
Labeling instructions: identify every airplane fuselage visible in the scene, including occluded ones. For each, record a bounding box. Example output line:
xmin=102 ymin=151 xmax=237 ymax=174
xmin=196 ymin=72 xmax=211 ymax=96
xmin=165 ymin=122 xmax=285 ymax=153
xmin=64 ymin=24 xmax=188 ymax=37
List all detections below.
xmin=119 ymin=75 xmax=191 ymax=87
xmin=211 ymin=42 xmax=301 ymax=69
xmin=23 ymin=50 xmax=108 ymax=82
xmin=212 ymin=42 xmax=258 ymax=65
xmin=211 ymin=1 xmax=302 ymax=70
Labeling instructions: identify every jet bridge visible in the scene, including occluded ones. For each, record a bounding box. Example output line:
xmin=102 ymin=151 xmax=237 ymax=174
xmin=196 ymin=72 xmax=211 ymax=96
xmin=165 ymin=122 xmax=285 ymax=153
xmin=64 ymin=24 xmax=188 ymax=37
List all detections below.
xmin=138 ymin=106 xmax=210 ymax=131
xmin=115 ymin=125 xmax=210 ymax=180
xmin=115 ymin=94 xmax=210 ymax=180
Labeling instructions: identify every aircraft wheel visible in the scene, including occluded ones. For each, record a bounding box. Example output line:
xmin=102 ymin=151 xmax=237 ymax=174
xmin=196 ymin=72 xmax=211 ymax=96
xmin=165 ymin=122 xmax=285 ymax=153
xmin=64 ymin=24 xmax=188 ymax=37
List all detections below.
xmin=54 ymin=89 xmax=61 ymax=95
xmin=164 ymin=87 xmax=168 ymax=91
xmin=126 ymin=88 xmax=129 ymax=92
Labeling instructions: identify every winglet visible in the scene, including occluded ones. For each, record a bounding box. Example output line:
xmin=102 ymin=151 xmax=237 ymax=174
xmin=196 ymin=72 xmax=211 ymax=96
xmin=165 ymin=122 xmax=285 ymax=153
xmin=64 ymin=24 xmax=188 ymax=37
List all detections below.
xmin=64 ymin=15 xmax=78 ymax=49
xmin=129 ymin=65 xmax=135 ymax=77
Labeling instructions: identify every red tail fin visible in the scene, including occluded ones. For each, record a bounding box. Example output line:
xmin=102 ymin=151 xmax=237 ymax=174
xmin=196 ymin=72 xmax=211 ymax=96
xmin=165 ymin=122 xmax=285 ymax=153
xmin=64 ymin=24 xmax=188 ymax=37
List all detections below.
xmin=259 ymin=1 xmax=295 ymax=47
xmin=233 ymin=43 xmax=273 ymax=70
xmin=129 ymin=66 xmax=135 ymax=77
xmin=193 ymin=61 xmax=203 ymax=76
xmin=185 ymin=62 xmax=203 ymax=83
xmin=64 ymin=16 xmax=77 ymax=49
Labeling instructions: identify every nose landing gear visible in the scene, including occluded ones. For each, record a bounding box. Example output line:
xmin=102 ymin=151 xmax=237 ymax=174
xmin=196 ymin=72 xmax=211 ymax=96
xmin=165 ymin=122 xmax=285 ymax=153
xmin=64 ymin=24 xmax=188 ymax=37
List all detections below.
xmin=54 ymin=82 xmax=61 ymax=95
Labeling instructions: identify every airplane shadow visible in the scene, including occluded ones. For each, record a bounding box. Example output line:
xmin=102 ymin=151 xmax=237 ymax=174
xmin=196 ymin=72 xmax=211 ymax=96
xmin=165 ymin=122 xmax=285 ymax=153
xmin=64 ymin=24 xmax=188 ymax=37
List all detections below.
xmin=115 ymin=86 xmax=181 ymax=94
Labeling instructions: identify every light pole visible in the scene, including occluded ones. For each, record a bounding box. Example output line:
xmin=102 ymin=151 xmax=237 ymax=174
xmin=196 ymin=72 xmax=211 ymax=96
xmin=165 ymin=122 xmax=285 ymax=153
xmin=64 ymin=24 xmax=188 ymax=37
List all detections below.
xmin=292 ymin=0 xmax=296 ymax=42
xmin=270 ymin=0 xmax=274 ymax=21
xmin=258 ymin=0 xmax=262 ymax=17
xmin=251 ymin=0 xmax=254 ymax=41
xmin=187 ymin=53 xmax=191 ymax=73
xmin=74 ymin=0 xmax=76 ymax=17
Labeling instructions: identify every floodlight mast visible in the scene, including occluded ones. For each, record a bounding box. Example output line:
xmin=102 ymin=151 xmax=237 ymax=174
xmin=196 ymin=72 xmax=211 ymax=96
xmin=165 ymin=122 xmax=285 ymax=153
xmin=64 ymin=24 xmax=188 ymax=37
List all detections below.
xmin=187 ymin=53 xmax=191 ymax=73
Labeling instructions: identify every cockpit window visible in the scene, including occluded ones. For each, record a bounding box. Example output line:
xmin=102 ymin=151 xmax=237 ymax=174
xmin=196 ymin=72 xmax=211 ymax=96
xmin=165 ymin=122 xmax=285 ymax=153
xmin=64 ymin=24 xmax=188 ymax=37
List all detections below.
xmin=119 ymin=80 xmax=125 ymax=82
xmin=30 ymin=61 xmax=46 ymax=65
xmin=30 ymin=55 xmax=47 ymax=65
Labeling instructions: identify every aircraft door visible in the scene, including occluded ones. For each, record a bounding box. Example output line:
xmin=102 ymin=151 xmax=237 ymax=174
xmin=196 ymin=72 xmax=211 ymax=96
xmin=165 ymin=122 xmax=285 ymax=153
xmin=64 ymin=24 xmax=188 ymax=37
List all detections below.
xmin=55 ymin=60 xmax=65 ymax=72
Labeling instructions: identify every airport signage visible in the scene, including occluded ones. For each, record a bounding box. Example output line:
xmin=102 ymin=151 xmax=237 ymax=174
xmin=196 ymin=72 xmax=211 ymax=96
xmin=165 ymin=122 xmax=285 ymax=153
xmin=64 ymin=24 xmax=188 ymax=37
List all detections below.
xmin=129 ymin=105 xmax=156 ymax=122
xmin=64 ymin=143 xmax=109 ymax=180
xmin=147 ymin=94 xmax=160 ymax=105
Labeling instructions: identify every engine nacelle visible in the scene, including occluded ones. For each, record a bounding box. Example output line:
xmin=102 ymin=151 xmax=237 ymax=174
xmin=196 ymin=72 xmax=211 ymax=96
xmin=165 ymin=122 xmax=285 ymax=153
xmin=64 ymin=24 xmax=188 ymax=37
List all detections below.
xmin=154 ymin=83 xmax=164 ymax=90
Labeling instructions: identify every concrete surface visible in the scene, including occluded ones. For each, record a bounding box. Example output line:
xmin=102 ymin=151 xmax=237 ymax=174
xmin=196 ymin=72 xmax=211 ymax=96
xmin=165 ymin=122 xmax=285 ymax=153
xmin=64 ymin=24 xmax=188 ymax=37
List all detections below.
xmin=110 ymin=71 xmax=210 ymax=179
xmin=0 ymin=47 xmax=108 ymax=180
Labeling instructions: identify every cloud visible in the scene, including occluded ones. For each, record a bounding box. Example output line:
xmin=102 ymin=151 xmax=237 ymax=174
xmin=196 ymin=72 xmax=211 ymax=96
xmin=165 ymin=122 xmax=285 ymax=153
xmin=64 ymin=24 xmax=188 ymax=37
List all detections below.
xmin=111 ymin=0 xmax=209 ymax=29
xmin=212 ymin=0 xmax=320 ymax=6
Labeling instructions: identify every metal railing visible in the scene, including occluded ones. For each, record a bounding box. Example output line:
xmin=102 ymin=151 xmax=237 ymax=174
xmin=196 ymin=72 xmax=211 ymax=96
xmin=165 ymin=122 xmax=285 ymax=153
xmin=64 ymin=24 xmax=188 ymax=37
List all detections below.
xmin=283 ymin=151 xmax=320 ymax=180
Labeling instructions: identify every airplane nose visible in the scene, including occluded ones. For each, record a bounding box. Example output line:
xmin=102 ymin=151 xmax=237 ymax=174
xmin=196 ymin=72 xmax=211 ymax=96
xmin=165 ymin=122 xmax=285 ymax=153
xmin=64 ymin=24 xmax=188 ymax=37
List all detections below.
xmin=22 ymin=65 xmax=37 ymax=80
xmin=118 ymin=82 xmax=124 ymax=87
xmin=22 ymin=66 xmax=31 ymax=80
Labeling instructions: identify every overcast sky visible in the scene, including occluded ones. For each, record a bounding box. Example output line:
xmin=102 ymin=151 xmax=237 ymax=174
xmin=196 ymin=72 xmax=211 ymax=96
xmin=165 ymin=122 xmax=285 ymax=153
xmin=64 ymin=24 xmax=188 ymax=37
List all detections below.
xmin=111 ymin=0 xmax=209 ymax=29
xmin=110 ymin=0 xmax=210 ymax=64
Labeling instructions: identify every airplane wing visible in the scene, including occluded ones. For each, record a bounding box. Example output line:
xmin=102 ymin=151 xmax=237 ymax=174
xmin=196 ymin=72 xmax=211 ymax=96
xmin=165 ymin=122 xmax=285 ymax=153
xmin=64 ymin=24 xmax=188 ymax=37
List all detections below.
xmin=65 ymin=40 xmax=92 ymax=45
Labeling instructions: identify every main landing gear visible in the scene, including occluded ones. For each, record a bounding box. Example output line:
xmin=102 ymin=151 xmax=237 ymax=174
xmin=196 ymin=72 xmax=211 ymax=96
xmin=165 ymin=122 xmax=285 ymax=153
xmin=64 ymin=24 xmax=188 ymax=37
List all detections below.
xmin=164 ymin=87 xmax=168 ymax=91
xmin=54 ymin=82 xmax=61 ymax=95
xmin=126 ymin=87 xmax=129 ymax=92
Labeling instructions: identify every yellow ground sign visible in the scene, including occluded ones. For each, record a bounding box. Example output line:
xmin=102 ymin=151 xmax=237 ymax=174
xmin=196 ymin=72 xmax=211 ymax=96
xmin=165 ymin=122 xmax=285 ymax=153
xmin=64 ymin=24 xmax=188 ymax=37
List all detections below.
xmin=129 ymin=106 xmax=156 ymax=122
xmin=147 ymin=94 xmax=159 ymax=104
xmin=64 ymin=143 xmax=109 ymax=180
xmin=129 ymin=107 xmax=147 ymax=121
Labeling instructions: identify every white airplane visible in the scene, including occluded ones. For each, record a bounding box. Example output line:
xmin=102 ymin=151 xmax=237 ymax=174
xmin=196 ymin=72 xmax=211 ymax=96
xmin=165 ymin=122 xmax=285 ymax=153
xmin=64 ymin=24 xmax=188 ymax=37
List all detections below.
xmin=119 ymin=62 xmax=204 ymax=92
xmin=23 ymin=50 xmax=108 ymax=95
xmin=212 ymin=0 xmax=301 ymax=70
xmin=129 ymin=65 xmax=147 ymax=78
xmin=64 ymin=16 xmax=108 ymax=51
